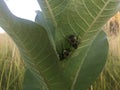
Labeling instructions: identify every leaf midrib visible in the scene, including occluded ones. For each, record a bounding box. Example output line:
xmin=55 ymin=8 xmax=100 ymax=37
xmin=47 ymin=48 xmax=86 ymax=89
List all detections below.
xmin=82 ymin=0 xmax=110 ymax=38
xmin=44 ymin=0 xmax=57 ymax=27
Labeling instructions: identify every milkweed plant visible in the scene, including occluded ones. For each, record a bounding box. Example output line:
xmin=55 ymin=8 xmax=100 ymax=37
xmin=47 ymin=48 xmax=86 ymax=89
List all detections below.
xmin=0 ymin=0 xmax=120 ymax=90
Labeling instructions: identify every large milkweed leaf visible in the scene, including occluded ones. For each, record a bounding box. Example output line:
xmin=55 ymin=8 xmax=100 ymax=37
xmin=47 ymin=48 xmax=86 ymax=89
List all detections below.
xmin=0 ymin=0 xmax=69 ymax=90
xmin=36 ymin=0 xmax=120 ymax=90
xmin=69 ymin=30 xmax=108 ymax=90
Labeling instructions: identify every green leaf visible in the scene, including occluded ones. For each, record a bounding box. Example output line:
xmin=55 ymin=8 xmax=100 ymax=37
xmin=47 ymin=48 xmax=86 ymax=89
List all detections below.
xmin=70 ymin=30 xmax=108 ymax=90
xmin=36 ymin=0 xmax=120 ymax=89
xmin=37 ymin=0 xmax=69 ymax=27
xmin=35 ymin=11 xmax=56 ymax=50
xmin=35 ymin=10 xmax=55 ymax=34
xmin=0 ymin=1 xmax=69 ymax=90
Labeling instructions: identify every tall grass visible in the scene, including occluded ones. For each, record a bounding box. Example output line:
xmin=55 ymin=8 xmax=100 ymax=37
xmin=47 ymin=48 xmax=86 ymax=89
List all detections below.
xmin=0 ymin=34 xmax=25 ymax=90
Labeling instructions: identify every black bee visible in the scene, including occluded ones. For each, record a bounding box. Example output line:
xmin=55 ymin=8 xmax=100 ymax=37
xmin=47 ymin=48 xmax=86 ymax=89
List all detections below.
xmin=68 ymin=35 xmax=80 ymax=49
xmin=59 ymin=48 xmax=71 ymax=60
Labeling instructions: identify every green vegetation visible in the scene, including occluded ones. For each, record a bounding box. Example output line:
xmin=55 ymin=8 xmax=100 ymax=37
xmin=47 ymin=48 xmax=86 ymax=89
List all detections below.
xmin=0 ymin=0 xmax=120 ymax=90
xmin=0 ymin=17 xmax=120 ymax=90
xmin=0 ymin=14 xmax=120 ymax=90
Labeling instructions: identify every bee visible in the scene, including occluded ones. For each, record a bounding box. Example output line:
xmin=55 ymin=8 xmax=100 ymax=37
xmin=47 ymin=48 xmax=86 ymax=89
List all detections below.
xmin=68 ymin=35 xmax=80 ymax=49
xmin=59 ymin=48 xmax=71 ymax=60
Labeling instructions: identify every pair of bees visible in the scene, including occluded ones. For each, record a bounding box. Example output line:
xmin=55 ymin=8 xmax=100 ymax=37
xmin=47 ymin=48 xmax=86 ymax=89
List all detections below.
xmin=59 ymin=35 xmax=80 ymax=60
